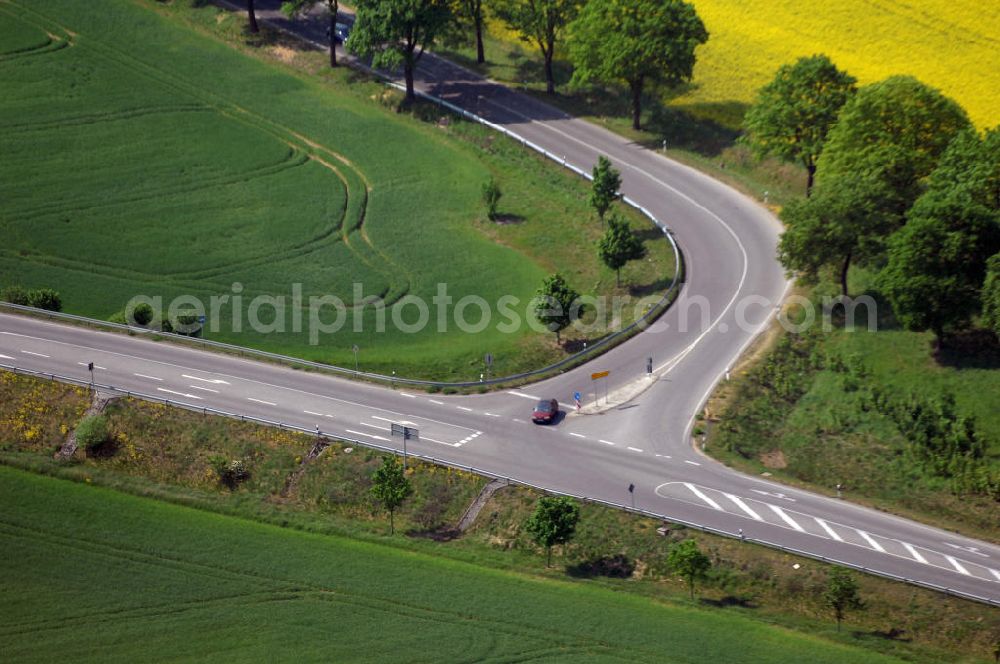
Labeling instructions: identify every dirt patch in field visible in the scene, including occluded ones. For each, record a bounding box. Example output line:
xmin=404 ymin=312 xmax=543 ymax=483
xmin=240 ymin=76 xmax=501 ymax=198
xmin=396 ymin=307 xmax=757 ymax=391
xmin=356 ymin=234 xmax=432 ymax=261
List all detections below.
xmin=269 ymin=45 xmax=297 ymax=64
xmin=760 ymin=449 xmax=787 ymax=469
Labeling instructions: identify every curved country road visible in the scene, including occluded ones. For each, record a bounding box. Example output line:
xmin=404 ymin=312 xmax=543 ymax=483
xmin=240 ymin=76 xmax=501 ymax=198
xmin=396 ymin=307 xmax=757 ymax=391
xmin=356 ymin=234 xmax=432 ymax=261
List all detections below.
xmin=2 ymin=1 xmax=998 ymax=605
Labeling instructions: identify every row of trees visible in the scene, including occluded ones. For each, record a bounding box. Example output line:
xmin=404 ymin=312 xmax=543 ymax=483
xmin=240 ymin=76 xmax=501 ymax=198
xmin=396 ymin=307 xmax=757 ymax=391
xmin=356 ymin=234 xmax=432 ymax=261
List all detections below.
xmin=1 ymin=285 xmax=62 ymax=312
xmin=743 ymin=56 xmax=1000 ymax=342
xmin=261 ymin=0 xmax=708 ymax=130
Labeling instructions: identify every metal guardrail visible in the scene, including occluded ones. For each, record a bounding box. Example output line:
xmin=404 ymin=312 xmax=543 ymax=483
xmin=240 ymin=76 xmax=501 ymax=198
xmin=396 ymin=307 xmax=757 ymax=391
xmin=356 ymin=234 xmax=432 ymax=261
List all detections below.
xmin=2 ymin=362 xmax=997 ymax=608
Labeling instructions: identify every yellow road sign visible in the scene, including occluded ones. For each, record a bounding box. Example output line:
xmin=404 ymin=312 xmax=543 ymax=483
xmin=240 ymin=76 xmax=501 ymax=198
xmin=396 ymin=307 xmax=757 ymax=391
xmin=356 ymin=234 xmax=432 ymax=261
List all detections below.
xmin=590 ymin=370 xmax=609 ymax=380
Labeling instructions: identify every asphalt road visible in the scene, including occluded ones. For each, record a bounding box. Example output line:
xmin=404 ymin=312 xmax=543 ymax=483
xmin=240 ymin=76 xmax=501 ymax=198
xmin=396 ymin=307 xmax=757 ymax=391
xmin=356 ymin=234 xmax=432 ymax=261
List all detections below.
xmin=2 ymin=2 xmax=998 ymax=604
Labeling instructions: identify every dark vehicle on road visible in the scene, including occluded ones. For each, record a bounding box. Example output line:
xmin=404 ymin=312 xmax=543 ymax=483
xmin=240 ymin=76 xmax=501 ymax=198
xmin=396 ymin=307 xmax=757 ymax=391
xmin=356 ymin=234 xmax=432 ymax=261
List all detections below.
xmin=532 ymin=398 xmax=559 ymax=424
xmin=334 ymin=21 xmax=351 ymax=44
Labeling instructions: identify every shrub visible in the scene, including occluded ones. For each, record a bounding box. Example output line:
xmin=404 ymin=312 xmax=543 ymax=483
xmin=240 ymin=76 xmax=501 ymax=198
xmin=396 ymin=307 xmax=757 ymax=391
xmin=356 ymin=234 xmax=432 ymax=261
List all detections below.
xmin=1 ymin=285 xmax=30 ymax=305
xmin=212 ymin=456 xmax=250 ymax=490
xmin=76 ymin=415 xmax=110 ymax=455
xmin=130 ymin=302 xmax=154 ymax=326
xmin=27 ymin=288 xmax=62 ymax=312
xmin=482 ymin=177 xmax=502 ymax=221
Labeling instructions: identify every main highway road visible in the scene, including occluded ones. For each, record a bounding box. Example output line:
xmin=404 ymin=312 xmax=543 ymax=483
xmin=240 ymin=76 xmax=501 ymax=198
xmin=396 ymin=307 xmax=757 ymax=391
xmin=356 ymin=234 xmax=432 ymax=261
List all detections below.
xmin=2 ymin=1 xmax=998 ymax=605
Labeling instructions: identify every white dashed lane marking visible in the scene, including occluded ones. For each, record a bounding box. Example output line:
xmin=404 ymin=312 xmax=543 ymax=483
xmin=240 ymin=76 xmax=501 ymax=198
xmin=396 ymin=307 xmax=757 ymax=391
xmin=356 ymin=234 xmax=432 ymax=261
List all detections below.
xmin=990 ymin=568 xmax=1000 ymax=582
xmin=304 ymin=410 xmax=325 ymax=417
xmin=346 ymin=429 xmax=389 ymax=442
xmin=134 ymin=373 xmax=162 ymax=381
xmin=484 ymin=412 xmax=500 ymax=417
xmin=684 ymin=460 xmax=701 ymax=466
xmin=627 ymin=446 xmax=644 ymax=453
xmin=78 ymin=362 xmax=107 ymax=370
xmin=157 ymin=388 xmax=202 ymax=400
xmin=399 ymin=393 xmax=417 ymax=398
xmin=21 ymin=350 xmax=49 ymax=358
xmin=183 ymin=374 xmax=229 ymax=385
xmin=600 ymin=440 xmax=615 ymax=446
xmin=429 ymin=399 xmax=444 ymax=405
xmin=188 ymin=385 xmax=219 ymax=393
xmin=247 ymin=398 xmax=276 ymax=406
xmin=506 ymin=391 xmax=539 ymax=400
xmin=457 ymin=406 xmax=472 ymax=412
xmin=0 ymin=354 xmax=12 ymax=359
xmin=569 ymin=433 xmax=585 ymax=438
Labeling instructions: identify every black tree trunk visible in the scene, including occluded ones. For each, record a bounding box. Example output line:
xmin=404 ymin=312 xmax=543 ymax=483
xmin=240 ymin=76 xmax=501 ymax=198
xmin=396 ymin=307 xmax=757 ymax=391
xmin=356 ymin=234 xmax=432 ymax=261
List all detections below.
xmin=806 ymin=161 xmax=816 ymax=197
xmin=840 ymin=248 xmax=852 ymax=296
xmin=630 ymin=78 xmax=644 ymax=131
xmin=404 ymin=61 xmax=416 ymax=103
xmin=247 ymin=0 xmax=259 ymax=33
xmin=544 ymin=50 xmax=555 ymax=94
xmin=475 ymin=15 xmax=485 ymax=64
xmin=328 ymin=5 xmax=338 ymax=67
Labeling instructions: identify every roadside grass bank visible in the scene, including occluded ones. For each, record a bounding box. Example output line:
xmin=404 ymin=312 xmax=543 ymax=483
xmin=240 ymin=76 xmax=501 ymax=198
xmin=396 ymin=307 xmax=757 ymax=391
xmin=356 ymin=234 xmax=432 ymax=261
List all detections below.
xmin=0 ymin=0 xmax=674 ymax=382
xmin=1 ymin=370 xmax=997 ymax=662
xmin=702 ymin=284 xmax=1000 ymax=545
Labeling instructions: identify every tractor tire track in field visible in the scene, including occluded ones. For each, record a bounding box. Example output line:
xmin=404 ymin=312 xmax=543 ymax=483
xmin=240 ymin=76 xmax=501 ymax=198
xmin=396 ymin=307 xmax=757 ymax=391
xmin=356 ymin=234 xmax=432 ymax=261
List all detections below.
xmin=5 ymin=0 xmax=411 ymax=307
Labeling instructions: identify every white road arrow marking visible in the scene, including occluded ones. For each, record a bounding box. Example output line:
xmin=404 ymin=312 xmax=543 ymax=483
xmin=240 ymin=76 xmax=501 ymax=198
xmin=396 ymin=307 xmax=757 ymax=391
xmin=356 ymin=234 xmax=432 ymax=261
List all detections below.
xmin=752 ymin=489 xmax=796 ymax=502
xmin=945 ymin=555 xmax=971 ymax=575
xmin=182 ymin=374 xmax=230 ymax=385
xmin=684 ymin=483 xmax=722 ymax=511
xmin=944 ymin=543 xmax=990 ymax=558
xmin=725 ymin=493 xmax=762 ymax=521
xmin=157 ymin=388 xmax=202 ymax=400
xmin=768 ymin=505 xmax=804 ymax=532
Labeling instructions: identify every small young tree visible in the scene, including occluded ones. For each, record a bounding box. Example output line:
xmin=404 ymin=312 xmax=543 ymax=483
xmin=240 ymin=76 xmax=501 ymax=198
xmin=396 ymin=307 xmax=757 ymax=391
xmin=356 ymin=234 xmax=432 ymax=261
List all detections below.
xmin=533 ymin=273 xmax=581 ymax=342
xmin=590 ymin=156 xmax=621 ymax=222
xmin=823 ymin=567 xmax=864 ymax=632
xmin=27 ymin=288 xmax=62 ymax=312
xmin=283 ymin=0 xmax=341 ymax=67
xmin=668 ymin=538 xmax=711 ymax=599
xmin=525 ymin=496 xmax=580 ymax=567
xmin=482 ymin=177 xmax=502 ymax=220
xmin=598 ymin=214 xmax=646 ymax=286
xmin=370 ymin=456 xmax=413 ymax=534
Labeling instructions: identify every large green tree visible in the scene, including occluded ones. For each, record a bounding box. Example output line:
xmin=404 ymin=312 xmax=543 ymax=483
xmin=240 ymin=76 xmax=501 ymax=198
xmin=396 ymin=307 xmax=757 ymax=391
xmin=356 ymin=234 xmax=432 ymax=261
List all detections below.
xmin=494 ymin=0 xmax=580 ymax=94
xmin=984 ymin=253 xmax=1000 ymax=338
xmin=818 ymin=75 xmax=971 ymax=212
xmin=667 ymin=539 xmax=710 ymax=600
xmin=349 ymin=0 xmax=453 ymax=102
xmin=741 ymin=55 xmax=856 ymax=196
xmin=568 ymin=0 xmax=707 ymax=131
xmin=525 ymin=496 xmax=580 ymax=567
xmin=778 ymin=170 xmax=898 ymax=295
xmin=533 ymin=273 xmax=581 ymax=342
xmin=598 ymin=214 xmax=646 ymax=286
xmin=370 ymin=456 xmax=413 ymax=534
xmin=880 ymin=190 xmax=1000 ymax=342
xmin=923 ymin=126 xmax=1000 ymax=211
xmin=283 ymin=0 xmax=341 ymax=67
xmin=823 ymin=568 xmax=863 ymax=632
xmin=590 ymin=155 xmax=621 ymax=221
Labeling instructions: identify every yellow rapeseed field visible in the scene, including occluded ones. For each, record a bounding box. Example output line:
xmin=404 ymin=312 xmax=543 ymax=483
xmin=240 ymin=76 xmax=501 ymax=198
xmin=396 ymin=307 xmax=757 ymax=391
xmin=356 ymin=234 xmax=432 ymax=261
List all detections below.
xmin=677 ymin=0 xmax=999 ymax=128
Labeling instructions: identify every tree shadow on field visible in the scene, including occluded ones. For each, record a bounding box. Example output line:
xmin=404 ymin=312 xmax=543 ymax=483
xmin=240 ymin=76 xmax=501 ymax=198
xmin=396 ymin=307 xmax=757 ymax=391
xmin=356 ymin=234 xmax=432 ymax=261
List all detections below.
xmin=630 ymin=275 xmax=673 ymax=298
xmin=699 ymin=595 xmax=758 ymax=609
xmin=826 ymin=289 xmax=900 ymax=332
xmin=853 ymin=627 xmax=911 ymax=643
xmin=407 ymin=526 xmax=461 ymax=542
xmin=566 ymin=554 xmax=635 ymax=579
xmin=934 ymin=328 xmax=1000 ymax=370
xmin=640 ymin=102 xmax=743 ymax=157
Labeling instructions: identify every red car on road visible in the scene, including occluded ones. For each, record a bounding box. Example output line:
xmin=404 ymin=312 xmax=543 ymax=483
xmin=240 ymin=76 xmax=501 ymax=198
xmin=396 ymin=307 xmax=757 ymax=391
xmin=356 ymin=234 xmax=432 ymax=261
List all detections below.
xmin=532 ymin=398 xmax=559 ymax=424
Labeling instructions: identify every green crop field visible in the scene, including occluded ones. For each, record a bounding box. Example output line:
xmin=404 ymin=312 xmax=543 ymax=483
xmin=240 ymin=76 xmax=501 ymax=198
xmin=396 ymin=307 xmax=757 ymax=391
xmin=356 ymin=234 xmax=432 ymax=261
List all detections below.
xmin=0 ymin=0 xmax=674 ymax=381
xmin=0 ymin=466 xmax=906 ymax=663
